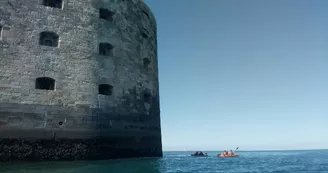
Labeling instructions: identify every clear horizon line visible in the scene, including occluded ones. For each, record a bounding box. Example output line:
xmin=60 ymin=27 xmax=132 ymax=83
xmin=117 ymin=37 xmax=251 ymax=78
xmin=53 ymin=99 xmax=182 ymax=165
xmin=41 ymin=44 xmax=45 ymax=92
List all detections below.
xmin=163 ymin=148 xmax=328 ymax=152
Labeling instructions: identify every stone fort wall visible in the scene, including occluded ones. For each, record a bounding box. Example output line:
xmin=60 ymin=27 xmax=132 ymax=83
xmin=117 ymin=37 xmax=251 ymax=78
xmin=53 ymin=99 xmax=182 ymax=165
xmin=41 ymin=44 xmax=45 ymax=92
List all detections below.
xmin=0 ymin=0 xmax=162 ymax=161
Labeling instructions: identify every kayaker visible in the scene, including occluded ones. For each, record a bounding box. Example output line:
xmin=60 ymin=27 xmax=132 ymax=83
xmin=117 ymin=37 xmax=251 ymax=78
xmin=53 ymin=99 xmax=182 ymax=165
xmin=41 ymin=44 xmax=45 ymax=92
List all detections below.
xmin=230 ymin=150 xmax=234 ymax=155
xmin=194 ymin=151 xmax=199 ymax=156
xmin=228 ymin=150 xmax=233 ymax=156
xmin=199 ymin=152 xmax=204 ymax=156
xmin=222 ymin=150 xmax=227 ymax=156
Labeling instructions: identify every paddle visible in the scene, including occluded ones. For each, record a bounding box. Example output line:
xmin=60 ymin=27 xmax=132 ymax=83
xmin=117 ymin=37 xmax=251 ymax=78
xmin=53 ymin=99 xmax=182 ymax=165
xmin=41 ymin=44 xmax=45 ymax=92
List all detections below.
xmin=234 ymin=147 xmax=239 ymax=152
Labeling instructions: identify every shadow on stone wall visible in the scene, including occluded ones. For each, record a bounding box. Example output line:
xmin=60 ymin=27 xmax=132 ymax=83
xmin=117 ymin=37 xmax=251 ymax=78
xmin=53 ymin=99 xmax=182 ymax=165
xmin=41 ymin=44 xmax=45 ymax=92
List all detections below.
xmin=0 ymin=99 xmax=162 ymax=161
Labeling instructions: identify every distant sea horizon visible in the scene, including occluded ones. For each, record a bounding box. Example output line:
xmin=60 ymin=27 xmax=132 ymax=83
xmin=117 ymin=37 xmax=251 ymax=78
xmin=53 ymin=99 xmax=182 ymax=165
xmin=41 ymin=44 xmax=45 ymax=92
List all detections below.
xmin=163 ymin=148 xmax=328 ymax=152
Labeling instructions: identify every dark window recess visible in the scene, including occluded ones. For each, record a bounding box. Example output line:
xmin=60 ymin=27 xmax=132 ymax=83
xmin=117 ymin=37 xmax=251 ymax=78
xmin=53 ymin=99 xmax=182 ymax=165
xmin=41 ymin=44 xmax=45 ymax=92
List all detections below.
xmin=99 ymin=84 xmax=113 ymax=96
xmin=43 ymin=0 xmax=63 ymax=9
xmin=99 ymin=43 xmax=114 ymax=56
xmin=99 ymin=8 xmax=115 ymax=21
xmin=35 ymin=77 xmax=55 ymax=90
xmin=58 ymin=121 xmax=63 ymax=126
xmin=142 ymin=10 xmax=150 ymax=19
xmin=144 ymin=93 xmax=151 ymax=103
xmin=0 ymin=25 xmax=2 ymax=38
xmin=39 ymin=31 xmax=59 ymax=47
xmin=143 ymin=58 xmax=150 ymax=69
xmin=141 ymin=29 xmax=149 ymax=39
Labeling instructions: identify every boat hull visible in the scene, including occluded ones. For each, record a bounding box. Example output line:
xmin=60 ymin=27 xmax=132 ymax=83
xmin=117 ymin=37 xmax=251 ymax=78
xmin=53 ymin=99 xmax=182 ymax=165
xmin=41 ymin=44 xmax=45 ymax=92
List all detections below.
xmin=218 ymin=154 xmax=239 ymax=158
xmin=191 ymin=154 xmax=208 ymax=157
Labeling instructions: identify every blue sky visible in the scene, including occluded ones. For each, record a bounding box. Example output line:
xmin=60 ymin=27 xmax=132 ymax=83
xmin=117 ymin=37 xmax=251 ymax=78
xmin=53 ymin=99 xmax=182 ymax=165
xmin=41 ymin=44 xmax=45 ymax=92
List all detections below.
xmin=144 ymin=0 xmax=328 ymax=151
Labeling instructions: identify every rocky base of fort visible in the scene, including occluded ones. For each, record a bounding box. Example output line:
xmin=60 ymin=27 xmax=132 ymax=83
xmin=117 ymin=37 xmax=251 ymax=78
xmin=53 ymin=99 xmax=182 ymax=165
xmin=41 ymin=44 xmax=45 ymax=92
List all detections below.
xmin=0 ymin=138 xmax=162 ymax=161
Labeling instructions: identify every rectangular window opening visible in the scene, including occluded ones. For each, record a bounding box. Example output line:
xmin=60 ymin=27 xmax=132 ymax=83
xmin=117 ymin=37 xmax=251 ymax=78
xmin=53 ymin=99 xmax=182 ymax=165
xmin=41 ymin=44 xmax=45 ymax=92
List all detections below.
xmin=99 ymin=84 xmax=113 ymax=96
xmin=99 ymin=8 xmax=115 ymax=21
xmin=43 ymin=0 xmax=63 ymax=9
xmin=142 ymin=10 xmax=150 ymax=19
xmin=0 ymin=25 xmax=3 ymax=39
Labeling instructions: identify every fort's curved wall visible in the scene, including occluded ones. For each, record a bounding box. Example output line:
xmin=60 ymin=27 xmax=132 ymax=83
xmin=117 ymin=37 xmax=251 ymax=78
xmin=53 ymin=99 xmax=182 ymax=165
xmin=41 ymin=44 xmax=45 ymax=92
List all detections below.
xmin=0 ymin=0 xmax=161 ymax=161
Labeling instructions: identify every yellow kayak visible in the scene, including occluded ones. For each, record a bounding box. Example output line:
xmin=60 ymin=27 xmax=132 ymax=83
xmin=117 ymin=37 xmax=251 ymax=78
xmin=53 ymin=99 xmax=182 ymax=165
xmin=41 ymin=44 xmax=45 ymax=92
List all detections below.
xmin=218 ymin=154 xmax=239 ymax=158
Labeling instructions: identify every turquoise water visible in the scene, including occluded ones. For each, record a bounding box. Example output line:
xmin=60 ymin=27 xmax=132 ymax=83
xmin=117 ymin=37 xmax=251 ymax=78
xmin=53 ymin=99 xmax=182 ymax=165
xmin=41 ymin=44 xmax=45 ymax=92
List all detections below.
xmin=1 ymin=150 xmax=328 ymax=173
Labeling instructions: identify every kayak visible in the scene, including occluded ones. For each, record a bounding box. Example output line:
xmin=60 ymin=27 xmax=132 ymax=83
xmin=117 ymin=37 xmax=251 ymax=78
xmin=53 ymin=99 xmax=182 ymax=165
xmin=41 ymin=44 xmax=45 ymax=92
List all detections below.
xmin=218 ymin=154 xmax=239 ymax=157
xmin=191 ymin=154 xmax=208 ymax=157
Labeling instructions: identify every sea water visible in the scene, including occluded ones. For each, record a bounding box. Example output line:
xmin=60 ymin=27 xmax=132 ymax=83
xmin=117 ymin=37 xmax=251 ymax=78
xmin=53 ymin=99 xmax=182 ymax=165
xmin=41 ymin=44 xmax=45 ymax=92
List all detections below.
xmin=0 ymin=150 xmax=327 ymax=173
